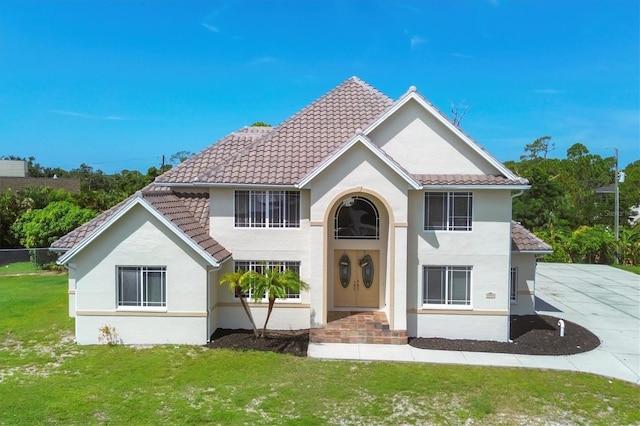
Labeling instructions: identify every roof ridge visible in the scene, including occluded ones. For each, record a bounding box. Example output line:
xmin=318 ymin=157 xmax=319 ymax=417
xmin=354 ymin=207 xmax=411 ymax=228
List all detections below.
xmin=198 ymin=77 xmax=393 ymax=183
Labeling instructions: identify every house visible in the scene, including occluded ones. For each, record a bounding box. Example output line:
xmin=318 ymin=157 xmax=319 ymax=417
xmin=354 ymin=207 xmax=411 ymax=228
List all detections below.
xmin=52 ymin=77 xmax=551 ymax=345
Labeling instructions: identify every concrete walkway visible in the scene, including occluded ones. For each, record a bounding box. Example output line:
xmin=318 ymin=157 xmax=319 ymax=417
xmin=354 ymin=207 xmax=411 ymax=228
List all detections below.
xmin=308 ymin=263 xmax=640 ymax=385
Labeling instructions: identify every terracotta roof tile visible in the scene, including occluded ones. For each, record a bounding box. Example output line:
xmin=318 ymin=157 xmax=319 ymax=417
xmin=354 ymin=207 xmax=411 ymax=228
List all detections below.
xmin=52 ymin=187 xmax=230 ymax=264
xmin=511 ymin=221 xmax=552 ymax=253
xmin=415 ymin=174 xmax=529 ymax=186
xmin=158 ymin=77 xmax=394 ymax=185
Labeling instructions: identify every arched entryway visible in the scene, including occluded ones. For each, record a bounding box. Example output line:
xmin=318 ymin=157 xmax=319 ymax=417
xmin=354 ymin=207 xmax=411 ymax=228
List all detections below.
xmin=328 ymin=193 xmax=388 ymax=311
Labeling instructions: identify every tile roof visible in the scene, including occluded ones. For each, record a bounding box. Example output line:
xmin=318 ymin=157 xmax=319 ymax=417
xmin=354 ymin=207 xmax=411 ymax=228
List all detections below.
xmin=416 ymin=174 xmax=529 ymax=186
xmin=54 ymin=76 xmax=530 ymax=257
xmin=157 ymin=76 xmax=395 ymax=185
xmin=52 ymin=187 xmax=230 ymax=264
xmin=511 ymin=221 xmax=552 ymax=253
xmin=156 ymin=126 xmax=273 ymax=184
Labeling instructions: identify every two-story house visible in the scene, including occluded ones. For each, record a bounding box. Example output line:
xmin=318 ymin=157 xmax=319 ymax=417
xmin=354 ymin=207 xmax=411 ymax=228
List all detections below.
xmin=52 ymin=77 xmax=551 ymax=345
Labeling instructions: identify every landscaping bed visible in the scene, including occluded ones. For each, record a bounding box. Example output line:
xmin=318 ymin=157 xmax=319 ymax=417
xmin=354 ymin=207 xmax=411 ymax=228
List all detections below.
xmin=208 ymin=314 xmax=599 ymax=356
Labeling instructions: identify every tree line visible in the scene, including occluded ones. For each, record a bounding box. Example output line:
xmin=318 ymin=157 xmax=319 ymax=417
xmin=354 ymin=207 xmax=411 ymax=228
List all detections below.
xmin=1 ymin=142 xmax=639 ymax=266
xmin=0 ymin=154 xmax=190 ymax=249
xmin=506 ymin=138 xmax=640 ymax=265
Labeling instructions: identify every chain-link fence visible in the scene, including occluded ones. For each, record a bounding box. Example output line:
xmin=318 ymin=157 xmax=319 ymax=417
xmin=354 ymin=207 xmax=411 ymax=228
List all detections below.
xmin=0 ymin=248 xmax=64 ymax=276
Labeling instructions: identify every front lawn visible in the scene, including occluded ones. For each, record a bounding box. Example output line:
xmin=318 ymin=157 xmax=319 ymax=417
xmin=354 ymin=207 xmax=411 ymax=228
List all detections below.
xmin=612 ymin=264 xmax=640 ymax=275
xmin=1 ymin=273 xmax=638 ymax=425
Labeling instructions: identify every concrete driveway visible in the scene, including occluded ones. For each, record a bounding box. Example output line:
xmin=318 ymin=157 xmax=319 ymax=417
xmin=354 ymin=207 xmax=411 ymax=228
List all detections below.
xmin=310 ymin=263 xmax=640 ymax=384
xmin=535 ymin=263 xmax=639 ymax=384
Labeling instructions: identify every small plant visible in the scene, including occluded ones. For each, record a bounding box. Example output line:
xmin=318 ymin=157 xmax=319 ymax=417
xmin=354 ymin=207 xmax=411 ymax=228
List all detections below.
xmin=98 ymin=325 xmax=121 ymax=345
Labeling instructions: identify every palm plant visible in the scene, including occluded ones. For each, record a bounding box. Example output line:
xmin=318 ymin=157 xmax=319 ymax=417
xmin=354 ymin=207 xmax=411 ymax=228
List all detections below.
xmin=219 ymin=269 xmax=259 ymax=337
xmin=250 ymin=265 xmax=309 ymax=337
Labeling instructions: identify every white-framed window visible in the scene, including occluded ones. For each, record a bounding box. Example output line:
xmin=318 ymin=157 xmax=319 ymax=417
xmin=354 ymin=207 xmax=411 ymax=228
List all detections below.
xmin=423 ymin=266 xmax=471 ymax=306
xmin=117 ymin=266 xmax=166 ymax=307
xmin=424 ymin=192 xmax=473 ymax=231
xmin=510 ymin=267 xmax=518 ymax=302
xmin=234 ymin=261 xmax=301 ymax=300
xmin=234 ymin=190 xmax=300 ymax=228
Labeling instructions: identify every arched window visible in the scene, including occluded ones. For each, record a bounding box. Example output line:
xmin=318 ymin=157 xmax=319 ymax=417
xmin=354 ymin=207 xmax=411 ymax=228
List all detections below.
xmin=334 ymin=196 xmax=379 ymax=239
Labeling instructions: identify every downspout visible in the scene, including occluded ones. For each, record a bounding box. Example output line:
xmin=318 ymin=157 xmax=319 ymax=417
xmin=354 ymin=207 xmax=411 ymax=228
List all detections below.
xmin=206 ymin=264 xmax=222 ymax=343
xmin=508 ymin=190 xmax=525 ymax=342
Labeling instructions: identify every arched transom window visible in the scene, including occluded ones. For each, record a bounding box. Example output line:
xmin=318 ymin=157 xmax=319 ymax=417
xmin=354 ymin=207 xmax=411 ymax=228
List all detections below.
xmin=334 ymin=196 xmax=379 ymax=239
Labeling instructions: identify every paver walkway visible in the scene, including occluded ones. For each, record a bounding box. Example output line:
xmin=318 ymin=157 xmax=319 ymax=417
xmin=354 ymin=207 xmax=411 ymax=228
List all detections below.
xmin=308 ymin=263 xmax=640 ymax=384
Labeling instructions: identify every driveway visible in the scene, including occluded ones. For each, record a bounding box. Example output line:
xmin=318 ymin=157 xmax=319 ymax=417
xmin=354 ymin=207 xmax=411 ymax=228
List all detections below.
xmin=309 ymin=263 xmax=640 ymax=384
xmin=535 ymin=263 xmax=639 ymax=383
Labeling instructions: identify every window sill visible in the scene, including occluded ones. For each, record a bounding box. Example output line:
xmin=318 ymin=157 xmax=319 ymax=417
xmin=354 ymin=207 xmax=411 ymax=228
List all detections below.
xmin=420 ymin=304 xmax=472 ymax=311
xmin=116 ymin=307 xmax=167 ymax=313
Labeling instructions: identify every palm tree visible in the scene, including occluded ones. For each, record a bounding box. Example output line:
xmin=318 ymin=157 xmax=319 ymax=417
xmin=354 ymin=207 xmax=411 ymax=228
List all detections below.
xmin=219 ymin=269 xmax=259 ymax=337
xmin=250 ymin=265 xmax=309 ymax=337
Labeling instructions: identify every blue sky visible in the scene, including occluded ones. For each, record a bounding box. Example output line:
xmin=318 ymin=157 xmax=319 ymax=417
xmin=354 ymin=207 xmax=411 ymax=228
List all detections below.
xmin=1 ymin=0 xmax=638 ymax=173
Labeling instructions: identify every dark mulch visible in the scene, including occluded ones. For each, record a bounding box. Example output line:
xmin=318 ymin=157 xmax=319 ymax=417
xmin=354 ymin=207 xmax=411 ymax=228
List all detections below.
xmin=207 ymin=328 xmax=309 ymax=357
xmin=207 ymin=315 xmax=600 ymax=357
xmin=409 ymin=314 xmax=600 ymax=355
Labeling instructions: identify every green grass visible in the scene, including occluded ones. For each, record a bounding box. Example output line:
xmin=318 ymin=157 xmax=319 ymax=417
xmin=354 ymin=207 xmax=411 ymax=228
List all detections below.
xmin=0 ymin=261 xmax=38 ymax=276
xmin=1 ymin=274 xmax=639 ymax=425
xmin=612 ymin=264 xmax=640 ymax=275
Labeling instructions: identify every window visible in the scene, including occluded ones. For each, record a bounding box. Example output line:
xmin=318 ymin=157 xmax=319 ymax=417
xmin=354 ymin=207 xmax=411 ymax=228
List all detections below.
xmin=510 ymin=267 xmax=518 ymax=302
xmin=423 ymin=266 xmax=471 ymax=306
xmin=335 ymin=196 xmax=379 ymax=239
xmin=234 ymin=190 xmax=300 ymax=228
xmin=234 ymin=261 xmax=301 ymax=300
xmin=117 ymin=266 xmax=166 ymax=307
xmin=424 ymin=192 xmax=473 ymax=231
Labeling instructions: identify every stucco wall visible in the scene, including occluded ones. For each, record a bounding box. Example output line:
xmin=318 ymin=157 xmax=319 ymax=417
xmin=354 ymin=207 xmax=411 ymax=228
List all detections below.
xmin=72 ymin=204 xmax=210 ymax=344
xmin=510 ymin=253 xmax=537 ymax=315
xmin=406 ymin=189 xmax=513 ymax=341
xmin=367 ymin=99 xmax=501 ymax=176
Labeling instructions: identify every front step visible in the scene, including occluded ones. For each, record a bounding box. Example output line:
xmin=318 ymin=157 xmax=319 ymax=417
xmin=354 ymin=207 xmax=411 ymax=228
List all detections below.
xmin=309 ymin=311 xmax=408 ymax=345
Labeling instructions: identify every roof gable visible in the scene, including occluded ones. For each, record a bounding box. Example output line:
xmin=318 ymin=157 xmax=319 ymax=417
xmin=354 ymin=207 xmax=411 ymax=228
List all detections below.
xmin=54 ymin=188 xmax=230 ymax=266
xmin=298 ymin=133 xmax=421 ymax=189
xmin=364 ymin=89 xmax=520 ymax=180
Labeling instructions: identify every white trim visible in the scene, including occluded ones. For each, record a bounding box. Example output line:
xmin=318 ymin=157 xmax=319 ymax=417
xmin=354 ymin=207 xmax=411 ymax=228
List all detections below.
xmin=363 ymin=90 xmax=521 ymax=181
xmin=296 ymin=134 xmax=422 ymax=190
xmin=421 ymin=184 xmax=530 ymax=190
xmin=156 ymin=182 xmax=298 ymax=189
xmin=57 ymin=194 xmax=222 ymax=267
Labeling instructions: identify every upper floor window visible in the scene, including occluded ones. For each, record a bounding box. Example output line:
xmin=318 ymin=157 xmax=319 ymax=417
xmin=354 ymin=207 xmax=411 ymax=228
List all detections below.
xmin=424 ymin=192 xmax=473 ymax=231
xmin=335 ymin=196 xmax=379 ymax=239
xmin=235 ymin=190 xmax=300 ymax=228
xmin=117 ymin=266 xmax=166 ymax=308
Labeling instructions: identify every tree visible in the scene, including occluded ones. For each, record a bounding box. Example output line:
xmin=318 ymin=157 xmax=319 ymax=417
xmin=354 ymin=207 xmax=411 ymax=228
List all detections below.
xmin=169 ymin=151 xmax=194 ymax=164
xmin=12 ymin=201 xmax=97 ymax=248
xmin=449 ymin=100 xmax=471 ymax=126
xmin=250 ymin=121 xmax=271 ymax=127
xmin=219 ymin=269 xmax=260 ymax=337
xmin=566 ymin=143 xmax=589 ymax=160
xmin=566 ymin=225 xmax=615 ymax=264
xmin=248 ymin=265 xmax=308 ymax=337
xmin=520 ymin=136 xmax=555 ymax=161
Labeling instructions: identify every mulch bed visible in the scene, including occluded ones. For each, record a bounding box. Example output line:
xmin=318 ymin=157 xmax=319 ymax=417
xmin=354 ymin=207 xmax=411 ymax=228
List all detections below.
xmin=206 ymin=315 xmax=600 ymax=357
xmin=207 ymin=328 xmax=309 ymax=357
xmin=409 ymin=314 xmax=600 ymax=355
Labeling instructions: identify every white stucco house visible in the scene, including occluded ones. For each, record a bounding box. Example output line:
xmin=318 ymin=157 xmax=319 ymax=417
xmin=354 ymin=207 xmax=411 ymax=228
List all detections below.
xmin=52 ymin=77 xmax=551 ymax=345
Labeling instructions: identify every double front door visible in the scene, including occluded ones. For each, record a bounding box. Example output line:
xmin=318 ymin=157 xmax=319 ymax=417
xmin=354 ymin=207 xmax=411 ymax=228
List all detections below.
xmin=334 ymin=250 xmax=379 ymax=308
